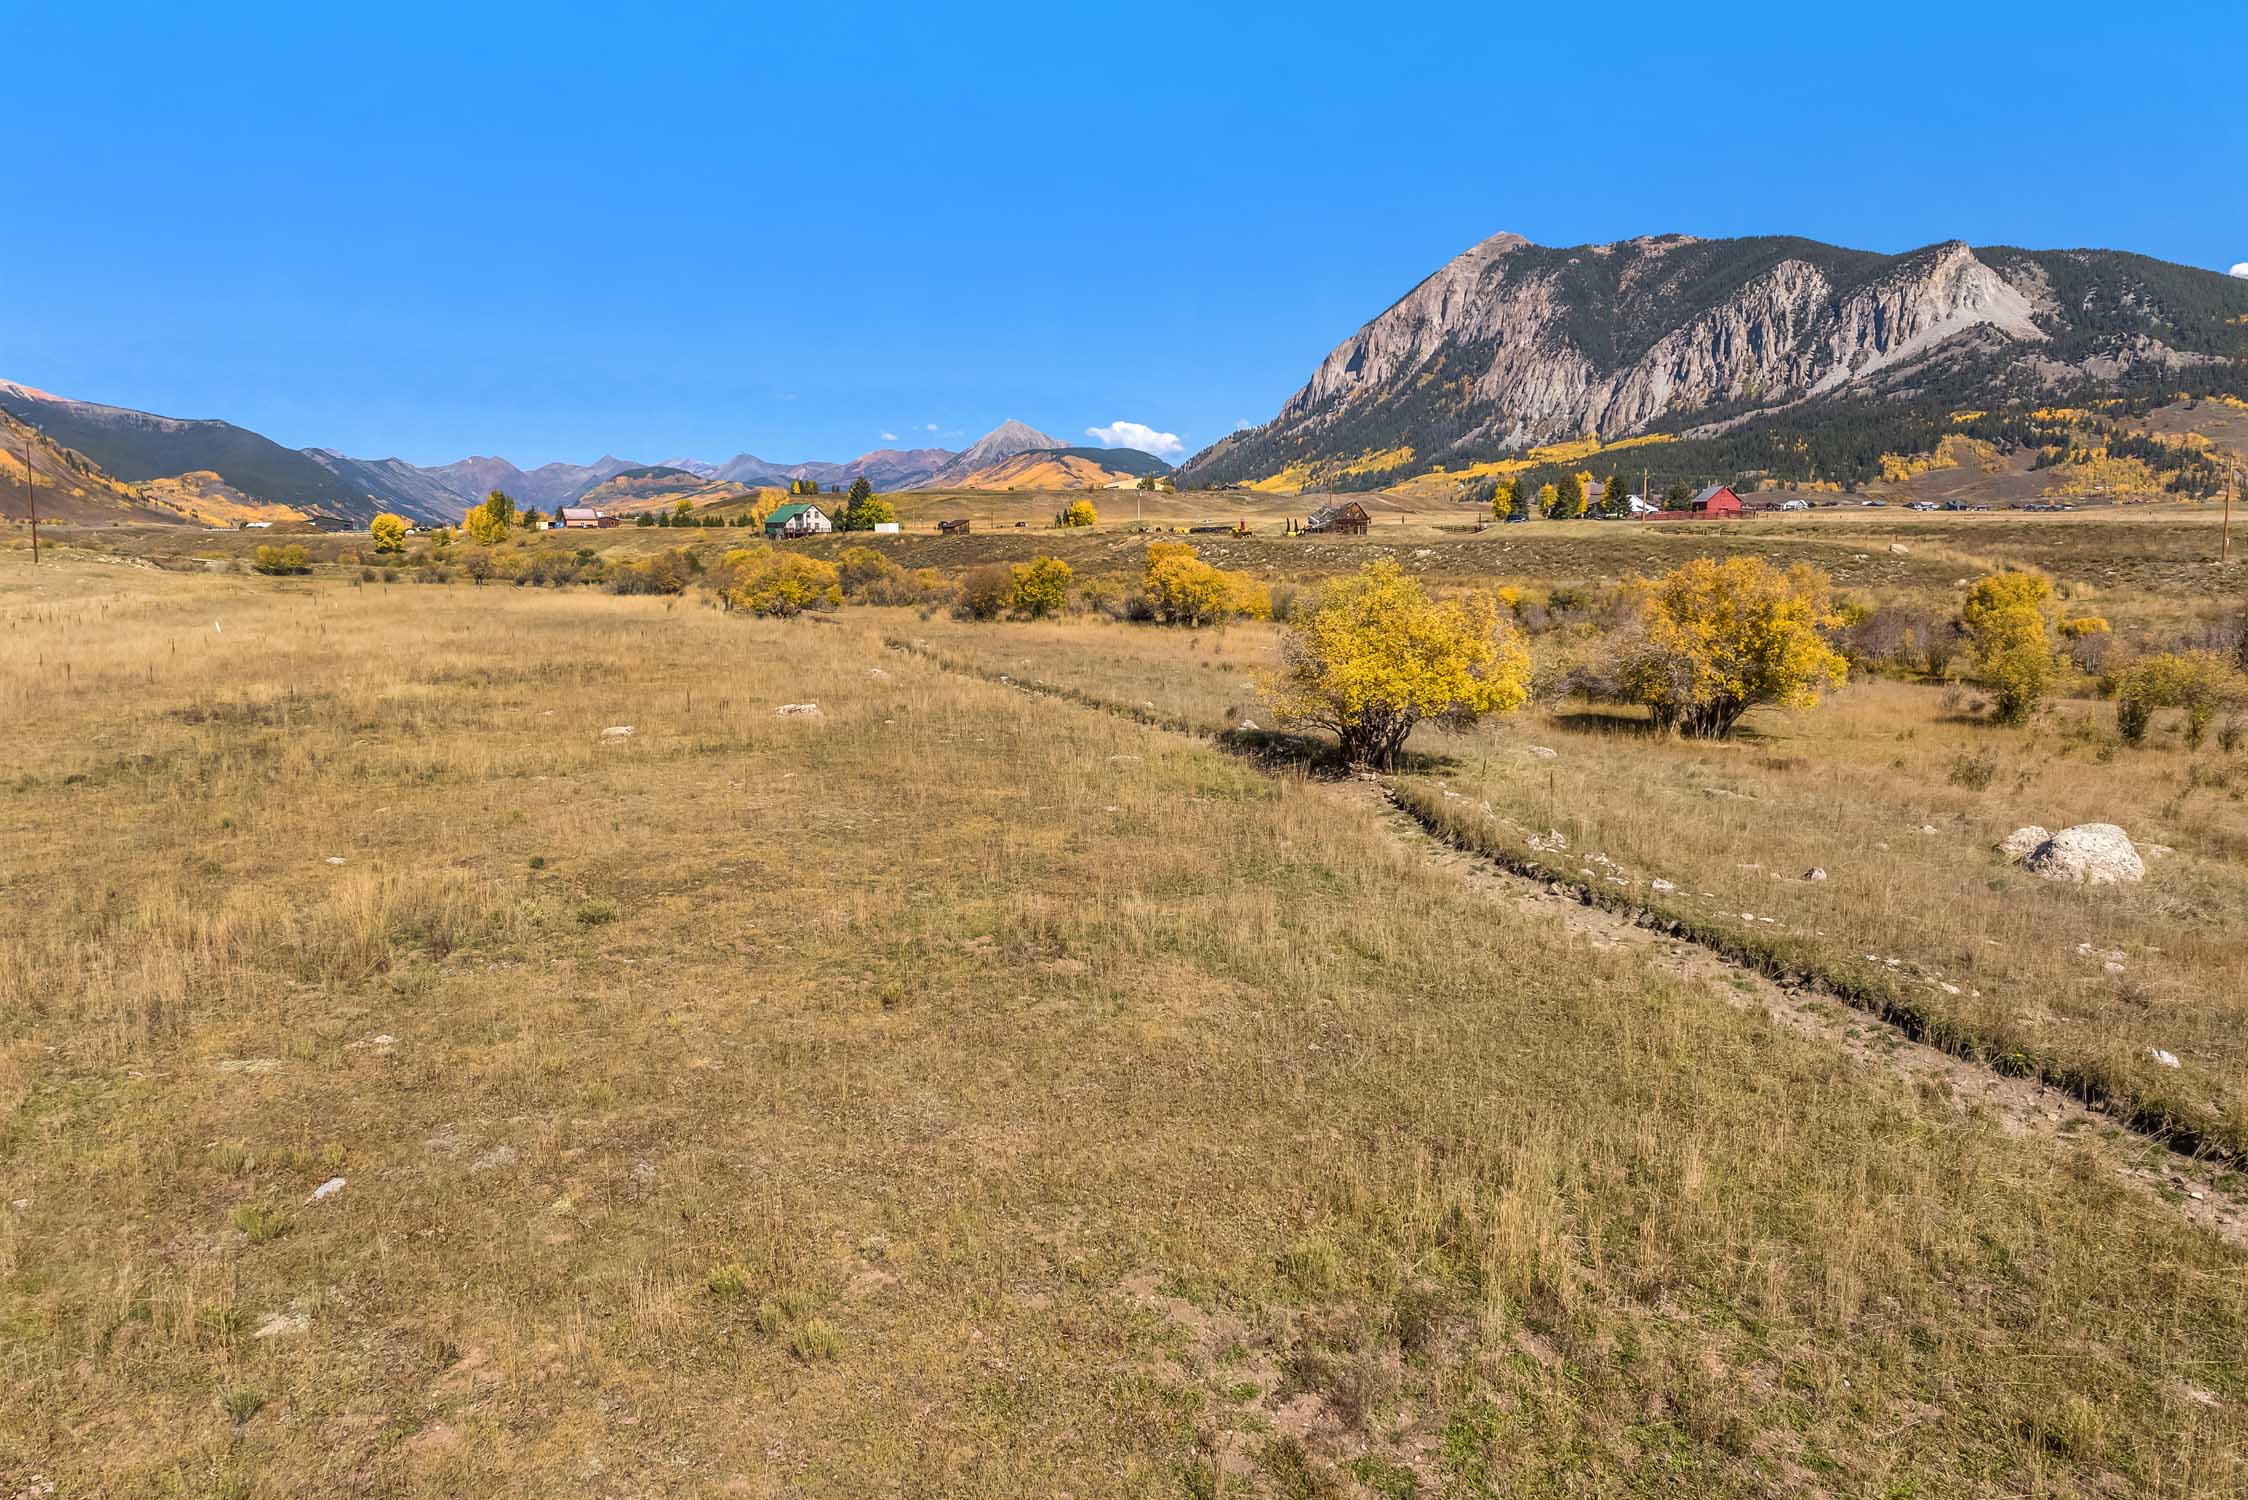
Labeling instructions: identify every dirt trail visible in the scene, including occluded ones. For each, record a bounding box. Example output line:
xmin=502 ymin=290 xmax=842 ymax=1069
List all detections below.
xmin=1336 ymin=778 xmax=2248 ymax=1250
xmin=891 ymin=637 xmax=2248 ymax=1250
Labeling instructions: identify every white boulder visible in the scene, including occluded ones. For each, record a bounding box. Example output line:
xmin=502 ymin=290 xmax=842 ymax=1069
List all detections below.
xmin=2023 ymin=824 xmax=2144 ymax=885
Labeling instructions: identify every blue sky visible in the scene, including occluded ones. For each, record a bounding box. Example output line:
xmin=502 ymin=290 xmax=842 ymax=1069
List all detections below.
xmin=11 ymin=1 xmax=2244 ymax=468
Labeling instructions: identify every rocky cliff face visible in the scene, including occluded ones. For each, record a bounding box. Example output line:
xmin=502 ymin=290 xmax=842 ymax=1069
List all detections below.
xmin=1184 ymin=233 xmax=2248 ymax=486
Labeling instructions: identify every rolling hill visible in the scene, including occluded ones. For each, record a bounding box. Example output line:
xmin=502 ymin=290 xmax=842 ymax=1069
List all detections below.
xmin=1181 ymin=233 xmax=2248 ymax=494
xmin=0 ymin=380 xmax=454 ymax=525
xmin=911 ymin=421 xmax=1066 ymax=489
xmin=569 ymin=469 xmax=763 ymax=514
xmin=0 ymin=408 xmax=189 ymax=526
xmin=935 ymin=446 xmax=1172 ymax=491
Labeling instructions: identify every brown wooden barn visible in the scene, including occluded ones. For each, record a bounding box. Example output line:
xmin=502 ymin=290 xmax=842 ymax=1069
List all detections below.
xmin=1303 ymin=501 xmax=1371 ymax=535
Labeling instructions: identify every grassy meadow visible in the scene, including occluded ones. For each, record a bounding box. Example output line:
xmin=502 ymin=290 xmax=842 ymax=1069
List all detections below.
xmin=3 ymin=535 xmax=2248 ymax=1496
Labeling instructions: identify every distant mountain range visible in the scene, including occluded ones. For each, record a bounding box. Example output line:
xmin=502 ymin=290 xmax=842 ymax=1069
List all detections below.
xmin=1181 ymin=233 xmax=2248 ymax=492
xmin=0 ymin=381 xmax=1169 ymax=529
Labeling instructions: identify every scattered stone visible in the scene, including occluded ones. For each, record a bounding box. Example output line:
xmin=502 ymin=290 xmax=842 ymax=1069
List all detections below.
xmin=1650 ymin=878 xmax=1677 ymax=893
xmin=1527 ymin=745 xmax=1559 ymax=759
xmin=214 ymin=1058 xmax=283 ymax=1075
xmin=8 ymin=1198 xmax=28 ymax=1212
xmin=1528 ymin=829 xmax=1569 ymax=853
xmin=773 ymin=703 xmax=823 ymax=719
xmin=308 ymin=1177 xmax=346 ymax=1204
xmin=1804 ymin=867 xmax=1827 ymax=881
xmin=324 ymin=856 xmax=347 ymax=866
xmin=599 ymin=725 xmax=634 ymax=741
xmin=1887 ymin=543 xmax=1910 ymax=555
xmin=254 ymin=1312 xmax=310 ymax=1340
xmin=470 ymin=1146 xmax=519 ymax=1172
xmin=2024 ymin=824 xmax=2144 ymax=885
xmin=1917 ymin=824 xmax=1938 ymax=836
xmin=1939 ymin=982 xmax=1963 ymax=996
xmin=2151 ymin=1048 xmax=2182 ymax=1069
xmin=1998 ymin=826 xmax=2051 ymax=862
xmin=2104 ymin=960 xmax=2127 ymax=976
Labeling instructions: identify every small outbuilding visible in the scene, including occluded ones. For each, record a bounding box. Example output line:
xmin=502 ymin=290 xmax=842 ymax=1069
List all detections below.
xmin=765 ymin=502 xmax=834 ymax=539
xmin=1303 ymin=501 xmax=1371 ymax=535
xmin=937 ymin=517 xmax=972 ymax=535
xmin=559 ymin=506 xmax=619 ymax=529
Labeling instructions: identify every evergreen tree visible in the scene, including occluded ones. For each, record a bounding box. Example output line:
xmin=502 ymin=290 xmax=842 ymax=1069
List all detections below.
xmin=1551 ymin=471 xmax=1585 ymax=519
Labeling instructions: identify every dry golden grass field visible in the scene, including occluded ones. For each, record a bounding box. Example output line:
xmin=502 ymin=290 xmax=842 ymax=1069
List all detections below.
xmin=4 ymin=536 xmax=2248 ymax=1497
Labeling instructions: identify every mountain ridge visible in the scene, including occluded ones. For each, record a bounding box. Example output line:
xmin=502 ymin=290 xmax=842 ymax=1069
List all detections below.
xmin=1180 ymin=232 xmax=2248 ymax=491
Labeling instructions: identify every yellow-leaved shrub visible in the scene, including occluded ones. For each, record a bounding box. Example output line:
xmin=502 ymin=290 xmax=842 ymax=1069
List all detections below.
xmin=1617 ymin=557 xmax=1847 ymax=739
xmin=1263 ymin=559 xmax=1530 ymax=767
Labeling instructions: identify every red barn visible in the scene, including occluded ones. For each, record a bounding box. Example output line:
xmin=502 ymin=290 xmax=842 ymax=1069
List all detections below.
xmin=1687 ymin=484 xmax=1743 ymax=517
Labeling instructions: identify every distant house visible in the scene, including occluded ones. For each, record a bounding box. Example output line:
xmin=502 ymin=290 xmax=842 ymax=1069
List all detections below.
xmin=937 ymin=517 xmax=972 ymax=535
xmin=302 ymin=515 xmax=353 ymax=533
xmin=1686 ymin=484 xmax=1743 ymax=517
xmin=1303 ymin=501 xmax=1371 ymax=535
xmin=765 ymin=502 xmax=833 ymax=539
xmin=240 ymin=520 xmax=273 ymax=530
xmin=559 ymin=507 xmax=619 ymax=529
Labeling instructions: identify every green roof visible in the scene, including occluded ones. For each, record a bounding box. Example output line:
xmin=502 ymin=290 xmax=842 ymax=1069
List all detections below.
xmin=765 ymin=503 xmax=820 ymax=525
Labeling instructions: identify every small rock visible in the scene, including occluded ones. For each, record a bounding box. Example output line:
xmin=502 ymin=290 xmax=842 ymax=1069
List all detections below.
xmin=1804 ymin=867 xmax=1827 ymax=881
xmin=8 ymin=1197 xmax=28 ymax=1212
xmin=1887 ymin=542 xmax=1910 ymax=555
xmin=1527 ymin=745 xmax=1558 ymax=759
xmin=773 ymin=703 xmax=823 ymax=719
xmin=214 ymin=1058 xmax=283 ymax=1075
xmin=599 ymin=725 xmax=634 ymax=740
xmin=2151 ymin=1048 xmax=2182 ymax=1069
xmin=1917 ymin=824 xmax=1938 ymax=836
xmin=253 ymin=1312 xmax=310 ymax=1340
xmin=1237 ymin=719 xmax=1260 ymax=732
xmin=1650 ymin=878 xmax=1677 ymax=893
xmin=308 ymin=1177 xmax=346 ymax=1204
xmin=867 ymin=667 xmax=889 ymax=678
xmin=470 ymin=1146 xmax=519 ymax=1172
xmin=325 ymin=856 xmax=347 ymax=866
xmin=2024 ymin=824 xmax=2144 ymax=885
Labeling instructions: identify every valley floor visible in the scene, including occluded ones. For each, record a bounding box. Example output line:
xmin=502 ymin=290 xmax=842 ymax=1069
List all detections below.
xmin=3 ymin=559 xmax=2246 ymax=1497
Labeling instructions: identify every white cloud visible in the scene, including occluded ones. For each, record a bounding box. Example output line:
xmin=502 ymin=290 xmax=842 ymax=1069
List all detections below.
xmin=880 ymin=431 xmax=897 ymax=441
xmin=1086 ymin=420 xmax=1185 ymax=459
xmin=924 ymin=423 xmax=940 ymax=432
xmin=2231 ymin=262 xmax=2248 ymax=279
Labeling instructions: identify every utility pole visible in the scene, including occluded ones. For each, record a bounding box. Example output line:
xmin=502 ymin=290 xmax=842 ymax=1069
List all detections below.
xmin=23 ymin=431 xmax=36 ymax=565
xmin=2224 ymin=461 xmax=2237 ymax=565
